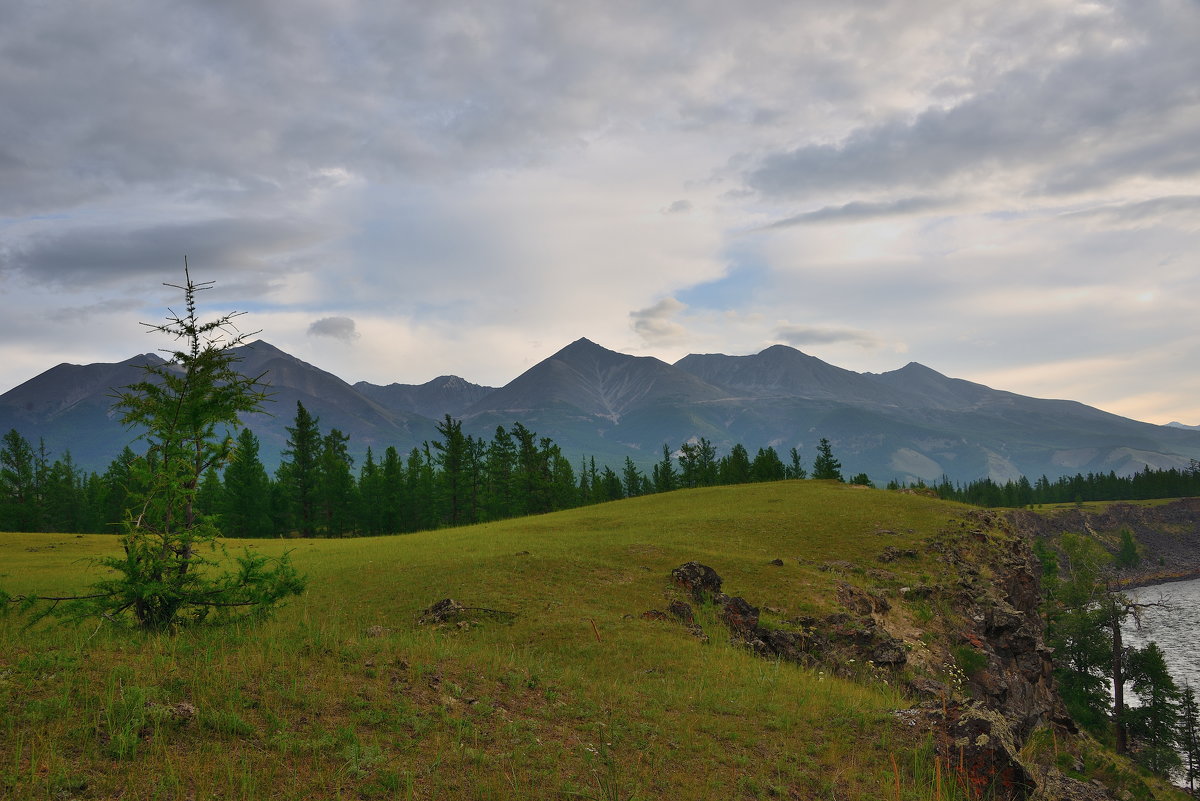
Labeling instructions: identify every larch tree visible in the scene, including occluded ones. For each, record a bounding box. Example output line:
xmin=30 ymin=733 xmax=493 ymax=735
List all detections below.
xmin=652 ymin=443 xmax=677 ymax=493
xmin=1125 ymin=642 xmax=1182 ymax=775
xmin=278 ymin=401 xmax=321 ymax=537
xmin=785 ymin=446 xmax=807 ymax=479
xmin=1179 ymin=682 xmax=1200 ymax=793
xmin=3 ymin=267 xmax=305 ymax=630
xmin=811 ymin=438 xmax=844 ymax=481
xmin=622 ymin=456 xmax=644 ymax=498
xmin=317 ymin=428 xmax=356 ymax=536
xmin=0 ymin=429 xmax=38 ymax=532
xmin=719 ymin=443 xmax=752 ymax=485
xmin=431 ymin=414 xmax=467 ymax=525
xmin=750 ymin=446 xmax=786 ymax=483
xmin=222 ymin=428 xmax=273 ymax=538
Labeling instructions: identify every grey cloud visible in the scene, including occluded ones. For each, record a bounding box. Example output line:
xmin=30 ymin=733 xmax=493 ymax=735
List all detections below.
xmin=1061 ymin=195 xmax=1200 ymax=226
xmin=631 ymin=298 xmax=688 ymax=345
xmin=773 ymin=325 xmax=882 ymax=349
xmin=0 ymin=0 xmax=946 ymax=218
xmin=747 ymin=3 xmax=1200 ymax=200
xmin=3 ymin=0 xmax=1195 ymax=224
xmin=308 ymin=316 xmax=360 ymax=343
xmin=2 ymin=218 xmax=329 ymax=289
xmin=664 ymin=199 xmax=693 ymax=215
xmin=46 ymin=297 xmax=146 ymax=324
xmin=761 ymin=196 xmax=948 ymax=229
xmin=0 ymin=2 xmax=792 ymax=215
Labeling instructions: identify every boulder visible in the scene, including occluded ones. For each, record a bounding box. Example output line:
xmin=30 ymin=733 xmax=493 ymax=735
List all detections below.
xmin=667 ymin=600 xmax=695 ymax=624
xmin=718 ymin=596 xmax=760 ymax=634
xmin=671 ymin=562 xmax=723 ymax=603
xmin=837 ymin=581 xmax=889 ymax=615
xmin=949 ymin=704 xmax=1037 ymax=800
xmin=418 ymin=598 xmax=465 ymax=625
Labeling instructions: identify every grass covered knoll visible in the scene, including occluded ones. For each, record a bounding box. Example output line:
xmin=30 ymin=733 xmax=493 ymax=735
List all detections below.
xmin=0 ymin=482 xmax=1185 ymax=800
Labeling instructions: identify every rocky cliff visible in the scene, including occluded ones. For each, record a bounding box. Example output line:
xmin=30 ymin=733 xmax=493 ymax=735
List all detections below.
xmin=1009 ymin=498 xmax=1200 ymax=586
xmin=651 ymin=506 xmax=1189 ymax=799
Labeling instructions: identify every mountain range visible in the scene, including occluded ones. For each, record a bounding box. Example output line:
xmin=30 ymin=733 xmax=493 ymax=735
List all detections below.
xmin=3 ymin=337 xmax=1199 ymax=485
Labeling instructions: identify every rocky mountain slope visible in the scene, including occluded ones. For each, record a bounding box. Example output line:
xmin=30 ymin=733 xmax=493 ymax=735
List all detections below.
xmin=354 ymin=375 xmax=494 ymax=419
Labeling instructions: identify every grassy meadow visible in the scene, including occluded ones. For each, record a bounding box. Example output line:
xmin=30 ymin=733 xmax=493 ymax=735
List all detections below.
xmin=0 ymin=481 xmax=1156 ymax=799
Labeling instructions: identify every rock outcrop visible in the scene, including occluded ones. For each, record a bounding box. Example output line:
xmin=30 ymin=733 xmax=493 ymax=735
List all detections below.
xmin=657 ymin=509 xmax=1118 ymax=800
xmin=665 ymin=562 xmax=908 ymax=671
xmin=1010 ymin=498 xmax=1200 ymax=586
xmin=918 ymin=511 xmax=1112 ymax=799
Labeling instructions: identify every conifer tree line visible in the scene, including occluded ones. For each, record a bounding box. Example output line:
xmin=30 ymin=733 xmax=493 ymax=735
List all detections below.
xmin=910 ymin=461 xmax=1200 ymax=508
xmin=0 ymin=409 xmax=814 ymax=537
xmin=1038 ymin=533 xmax=1200 ymax=785
xmin=9 ymin=415 xmax=1200 ymax=535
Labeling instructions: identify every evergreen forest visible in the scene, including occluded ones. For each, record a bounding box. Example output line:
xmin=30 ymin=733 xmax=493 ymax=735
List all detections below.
xmin=924 ymin=463 xmax=1200 ymax=508
xmin=6 ymin=409 xmax=1200 ymax=537
xmin=0 ymin=407 xmax=809 ymax=537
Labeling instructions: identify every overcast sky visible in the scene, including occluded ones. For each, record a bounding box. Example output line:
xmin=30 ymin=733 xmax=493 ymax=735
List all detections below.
xmin=2 ymin=0 xmax=1198 ymax=424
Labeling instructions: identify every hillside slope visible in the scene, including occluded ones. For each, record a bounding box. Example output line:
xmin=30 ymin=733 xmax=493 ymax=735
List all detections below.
xmin=0 ymin=482 xmax=1184 ymax=800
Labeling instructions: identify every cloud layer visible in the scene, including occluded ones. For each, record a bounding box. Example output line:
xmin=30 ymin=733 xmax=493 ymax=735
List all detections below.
xmin=2 ymin=0 xmax=1199 ymax=426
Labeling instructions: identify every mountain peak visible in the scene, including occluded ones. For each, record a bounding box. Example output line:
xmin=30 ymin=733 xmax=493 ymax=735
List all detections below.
xmin=549 ymin=337 xmax=642 ymax=371
xmin=556 ymin=337 xmax=613 ymax=357
xmin=759 ymin=343 xmax=805 ymax=356
xmin=236 ymin=340 xmax=298 ymax=361
xmin=467 ymin=337 xmax=719 ymax=419
xmin=119 ymin=352 xmax=167 ymax=367
xmin=893 ymin=361 xmax=944 ymax=377
xmin=241 ymin=339 xmax=287 ymax=353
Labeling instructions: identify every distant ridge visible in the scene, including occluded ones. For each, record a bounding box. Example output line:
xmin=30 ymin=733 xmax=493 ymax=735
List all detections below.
xmin=355 ymin=375 xmax=495 ymax=419
xmin=676 ymin=345 xmax=907 ymax=406
xmin=0 ymin=352 xmax=165 ymax=423
xmin=2 ymin=337 xmax=1199 ymax=484
xmin=866 ymin=362 xmax=1001 ymax=410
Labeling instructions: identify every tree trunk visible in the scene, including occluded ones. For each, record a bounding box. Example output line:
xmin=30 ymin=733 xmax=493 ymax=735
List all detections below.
xmin=1111 ymin=612 xmax=1127 ymax=754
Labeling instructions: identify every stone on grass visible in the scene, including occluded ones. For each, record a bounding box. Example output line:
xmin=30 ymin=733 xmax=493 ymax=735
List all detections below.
xmin=418 ymin=598 xmax=466 ymax=625
xmin=670 ymin=562 xmax=723 ymax=603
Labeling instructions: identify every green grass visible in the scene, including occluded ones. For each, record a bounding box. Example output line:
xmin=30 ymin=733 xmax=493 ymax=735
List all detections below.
xmin=0 ymin=481 xmax=1180 ymax=799
xmin=1039 ymin=497 xmax=1182 ymax=511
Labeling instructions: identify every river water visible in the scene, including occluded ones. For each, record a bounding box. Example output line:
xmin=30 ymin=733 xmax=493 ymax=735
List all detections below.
xmin=1123 ymin=575 xmax=1200 ymax=694
xmin=1121 ymin=576 xmax=1200 ymax=786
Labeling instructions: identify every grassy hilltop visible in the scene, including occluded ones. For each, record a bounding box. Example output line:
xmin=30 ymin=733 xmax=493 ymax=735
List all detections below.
xmin=0 ymin=482 xmax=1188 ymax=800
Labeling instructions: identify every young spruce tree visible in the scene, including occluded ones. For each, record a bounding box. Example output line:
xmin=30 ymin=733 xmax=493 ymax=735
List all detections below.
xmin=4 ymin=267 xmax=305 ymax=630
